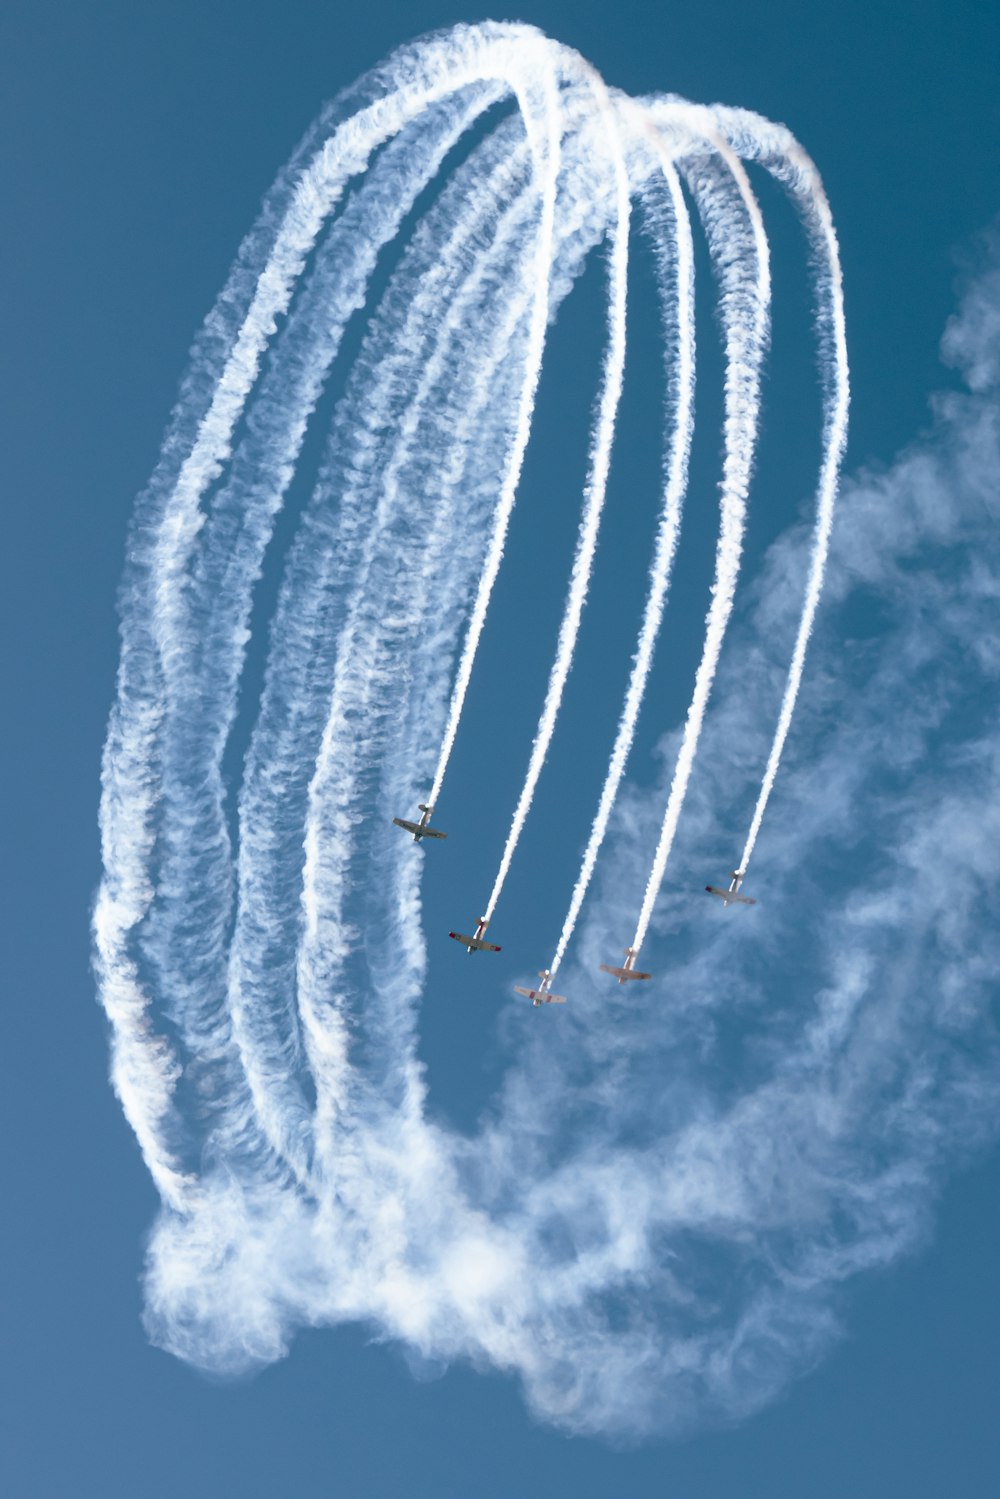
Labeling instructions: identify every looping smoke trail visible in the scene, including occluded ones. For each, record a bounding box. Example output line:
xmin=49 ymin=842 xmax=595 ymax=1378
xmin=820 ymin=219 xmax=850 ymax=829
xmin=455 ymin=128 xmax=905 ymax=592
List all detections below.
xmin=95 ymin=28 xmax=988 ymax=1447
xmin=480 ymin=69 xmax=631 ymax=924
xmin=97 ymin=21 xmax=568 ymax=1199
xmin=619 ymin=101 xmax=850 ymax=956
xmin=721 ymin=110 xmax=851 ymax=877
xmin=550 ymin=99 xmax=772 ymax=973
xmin=626 ymin=121 xmax=771 ymax=954
xmin=234 ymin=118 xmax=545 ymax=1181
xmin=425 ymin=55 xmax=657 ymax=834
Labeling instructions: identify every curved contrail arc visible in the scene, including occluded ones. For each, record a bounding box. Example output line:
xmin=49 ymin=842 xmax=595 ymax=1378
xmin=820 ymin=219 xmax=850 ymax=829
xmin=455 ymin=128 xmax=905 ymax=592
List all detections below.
xmin=551 ymin=100 xmax=775 ymax=972
xmin=722 ymin=112 xmax=851 ymax=877
xmin=628 ymin=115 xmax=772 ymax=957
xmin=94 ymin=25 xmax=859 ymax=1435
xmin=482 ymin=86 xmax=631 ymax=924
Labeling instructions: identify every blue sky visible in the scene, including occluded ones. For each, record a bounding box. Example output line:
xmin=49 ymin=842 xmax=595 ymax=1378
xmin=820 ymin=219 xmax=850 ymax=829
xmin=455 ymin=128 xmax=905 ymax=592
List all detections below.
xmin=3 ymin=1 xmax=1000 ymax=1495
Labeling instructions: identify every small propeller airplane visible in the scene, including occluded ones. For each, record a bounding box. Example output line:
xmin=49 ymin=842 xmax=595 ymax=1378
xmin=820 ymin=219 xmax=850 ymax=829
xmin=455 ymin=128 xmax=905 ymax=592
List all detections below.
xmin=514 ymin=970 xmax=567 ymax=1007
xmin=392 ymin=803 xmax=447 ymax=843
xmin=599 ymin=948 xmax=651 ymax=985
xmin=705 ymin=870 xmax=757 ymax=907
xmin=448 ymin=917 xmax=501 ymax=954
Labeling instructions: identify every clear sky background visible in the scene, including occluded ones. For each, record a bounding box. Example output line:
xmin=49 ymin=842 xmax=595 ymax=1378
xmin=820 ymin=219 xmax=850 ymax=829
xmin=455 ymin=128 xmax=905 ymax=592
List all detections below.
xmin=3 ymin=1 xmax=1000 ymax=1495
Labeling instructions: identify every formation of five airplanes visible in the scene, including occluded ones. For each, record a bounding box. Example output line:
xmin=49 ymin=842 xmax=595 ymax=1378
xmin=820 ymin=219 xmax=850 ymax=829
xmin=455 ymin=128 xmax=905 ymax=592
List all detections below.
xmin=392 ymin=803 xmax=756 ymax=1006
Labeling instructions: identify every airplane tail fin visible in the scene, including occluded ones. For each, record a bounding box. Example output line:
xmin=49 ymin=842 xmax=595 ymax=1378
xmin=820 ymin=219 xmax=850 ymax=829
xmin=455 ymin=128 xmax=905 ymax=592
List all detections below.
xmin=419 ymin=804 xmax=431 ymax=814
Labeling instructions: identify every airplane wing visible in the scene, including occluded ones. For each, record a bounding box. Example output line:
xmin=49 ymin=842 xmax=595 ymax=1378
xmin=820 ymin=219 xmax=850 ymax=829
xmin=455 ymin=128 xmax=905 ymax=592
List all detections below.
xmin=421 ymin=827 xmax=447 ymax=840
xmin=542 ymin=993 xmax=567 ymax=1004
xmin=514 ymin=986 xmax=537 ymax=999
xmin=705 ymin=885 xmax=757 ymax=905
xmin=599 ymin=963 xmax=651 ymax=982
xmin=394 ymin=818 xmax=419 ymax=834
xmin=448 ymin=932 xmax=502 ymax=952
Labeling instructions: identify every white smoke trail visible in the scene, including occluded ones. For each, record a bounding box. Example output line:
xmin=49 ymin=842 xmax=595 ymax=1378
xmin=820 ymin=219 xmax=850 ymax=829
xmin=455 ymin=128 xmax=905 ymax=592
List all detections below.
xmin=723 ymin=113 xmax=850 ymax=876
xmin=94 ymin=700 xmax=192 ymax=1209
xmin=95 ymin=24 xmax=566 ymax=1189
xmin=549 ymin=101 xmax=774 ymax=974
xmin=547 ymin=151 xmax=693 ymax=975
xmin=292 ymin=90 xmax=649 ymax=1177
xmin=147 ymin=92 xmax=509 ymax=1182
xmin=423 ymin=65 xmax=600 ymax=816
xmin=227 ymin=97 xmax=625 ymax=1177
xmin=294 ymin=65 xmax=562 ymax=1179
xmin=628 ymin=117 xmax=772 ymax=957
xmin=226 ymin=120 xmax=546 ymax=1178
xmin=482 ymin=78 xmax=631 ymax=924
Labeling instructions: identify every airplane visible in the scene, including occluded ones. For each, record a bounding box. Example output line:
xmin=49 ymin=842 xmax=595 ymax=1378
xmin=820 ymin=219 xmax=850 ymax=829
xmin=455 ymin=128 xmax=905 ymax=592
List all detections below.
xmin=705 ymin=870 xmax=757 ymax=907
xmin=599 ymin=948 xmax=652 ymax=984
xmin=392 ymin=803 xmax=447 ymax=843
xmin=514 ymin=970 xmax=567 ymax=1007
xmin=448 ymin=917 xmax=501 ymax=954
